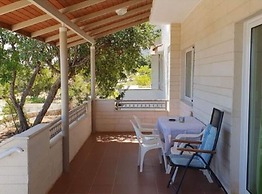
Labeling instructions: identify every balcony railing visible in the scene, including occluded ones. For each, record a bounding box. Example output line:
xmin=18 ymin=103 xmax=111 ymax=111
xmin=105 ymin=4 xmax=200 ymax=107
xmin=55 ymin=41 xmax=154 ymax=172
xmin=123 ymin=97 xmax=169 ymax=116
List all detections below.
xmin=49 ymin=102 xmax=88 ymax=139
xmin=115 ymin=100 xmax=167 ymax=111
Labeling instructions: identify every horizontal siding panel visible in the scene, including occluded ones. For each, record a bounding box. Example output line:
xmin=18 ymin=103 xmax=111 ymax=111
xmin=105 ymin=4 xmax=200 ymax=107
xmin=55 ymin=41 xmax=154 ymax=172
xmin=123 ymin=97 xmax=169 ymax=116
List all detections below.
xmin=195 ymin=60 xmax=234 ymax=77
xmin=194 ymin=89 xmax=232 ymax=110
xmin=196 ymin=40 xmax=234 ymax=60
xmin=196 ymin=52 xmax=234 ymax=66
xmin=194 ymin=84 xmax=232 ymax=98
xmin=194 ymin=76 xmax=233 ymax=89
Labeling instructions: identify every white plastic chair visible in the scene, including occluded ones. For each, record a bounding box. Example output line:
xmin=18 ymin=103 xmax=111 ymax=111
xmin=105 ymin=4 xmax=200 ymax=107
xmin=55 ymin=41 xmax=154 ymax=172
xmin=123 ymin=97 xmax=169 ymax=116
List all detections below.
xmin=170 ymin=132 xmax=205 ymax=154
xmin=130 ymin=120 xmax=167 ymax=172
xmin=133 ymin=115 xmax=156 ymax=133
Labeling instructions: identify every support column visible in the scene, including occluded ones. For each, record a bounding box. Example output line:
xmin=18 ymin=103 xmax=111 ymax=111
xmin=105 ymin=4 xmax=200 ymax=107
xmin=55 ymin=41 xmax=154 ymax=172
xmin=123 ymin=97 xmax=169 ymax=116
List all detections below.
xmin=90 ymin=44 xmax=96 ymax=133
xmin=90 ymin=45 xmax=96 ymax=100
xmin=59 ymin=26 xmax=69 ymax=172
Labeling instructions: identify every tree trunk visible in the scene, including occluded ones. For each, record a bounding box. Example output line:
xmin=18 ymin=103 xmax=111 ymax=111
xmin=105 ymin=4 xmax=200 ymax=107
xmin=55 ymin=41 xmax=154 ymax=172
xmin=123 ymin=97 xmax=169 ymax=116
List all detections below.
xmin=33 ymin=77 xmax=61 ymax=126
xmin=9 ymin=71 xmax=29 ymax=132
xmin=20 ymin=62 xmax=41 ymax=107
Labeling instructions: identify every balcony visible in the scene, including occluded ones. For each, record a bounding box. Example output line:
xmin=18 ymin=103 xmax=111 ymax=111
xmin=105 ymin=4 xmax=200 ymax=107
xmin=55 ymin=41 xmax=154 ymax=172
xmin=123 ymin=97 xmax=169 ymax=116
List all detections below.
xmin=0 ymin=100 xmax=224 ymax=194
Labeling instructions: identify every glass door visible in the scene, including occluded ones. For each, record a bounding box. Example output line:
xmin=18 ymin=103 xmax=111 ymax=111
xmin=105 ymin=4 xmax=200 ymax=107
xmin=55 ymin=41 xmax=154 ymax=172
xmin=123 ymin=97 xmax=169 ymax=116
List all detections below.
xmin=247 ymin=24 xmax=262 ymax=194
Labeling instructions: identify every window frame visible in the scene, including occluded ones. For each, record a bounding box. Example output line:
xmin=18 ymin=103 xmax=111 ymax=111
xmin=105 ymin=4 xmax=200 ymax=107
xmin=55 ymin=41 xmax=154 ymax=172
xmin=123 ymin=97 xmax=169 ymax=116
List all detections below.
xmin=183 ymin=46 xmax=195 ymax=104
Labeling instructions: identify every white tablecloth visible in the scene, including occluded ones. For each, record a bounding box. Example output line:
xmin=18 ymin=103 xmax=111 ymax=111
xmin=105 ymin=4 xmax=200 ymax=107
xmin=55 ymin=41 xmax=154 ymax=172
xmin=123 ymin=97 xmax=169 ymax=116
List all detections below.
xmin=156 ymin=116 xmax=205 ymax=153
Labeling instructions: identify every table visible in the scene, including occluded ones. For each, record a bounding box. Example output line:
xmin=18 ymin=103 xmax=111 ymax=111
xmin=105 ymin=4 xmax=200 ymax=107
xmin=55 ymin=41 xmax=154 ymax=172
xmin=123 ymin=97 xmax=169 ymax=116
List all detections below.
xmin=156 ymin=116 xmax=205 ymax=153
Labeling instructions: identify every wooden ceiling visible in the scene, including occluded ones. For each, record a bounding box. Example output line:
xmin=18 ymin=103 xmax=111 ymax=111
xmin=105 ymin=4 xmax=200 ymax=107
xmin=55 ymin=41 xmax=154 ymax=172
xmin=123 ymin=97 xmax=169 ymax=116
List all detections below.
xmin=0 ymin=0 xmax=153 ymax=47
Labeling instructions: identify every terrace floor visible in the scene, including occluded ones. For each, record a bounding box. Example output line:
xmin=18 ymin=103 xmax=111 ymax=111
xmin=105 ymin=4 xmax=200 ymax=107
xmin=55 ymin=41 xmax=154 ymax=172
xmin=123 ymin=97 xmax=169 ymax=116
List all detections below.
xmin=48 ymin=132 xmax=225 ymax=194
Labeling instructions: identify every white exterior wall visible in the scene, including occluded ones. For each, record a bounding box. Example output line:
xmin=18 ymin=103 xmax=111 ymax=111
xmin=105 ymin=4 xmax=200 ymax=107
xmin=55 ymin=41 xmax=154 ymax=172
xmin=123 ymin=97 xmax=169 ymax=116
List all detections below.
xmin=162 ymin=0 xmax=262 ymax=193
xmin=161 ymin=24 xmax=193 ymax=117
xmin=161 ymin=25 xmax=171 ymax=104
xmin=151 ymin=54 xmax=160 ymax=90
xmin=0 ymin=102 xmax=92 ymax=194
xmin=124 ymin=89 xmax=165 ymax=100
xmin=94 ymin=99 xmax=168 ymax=132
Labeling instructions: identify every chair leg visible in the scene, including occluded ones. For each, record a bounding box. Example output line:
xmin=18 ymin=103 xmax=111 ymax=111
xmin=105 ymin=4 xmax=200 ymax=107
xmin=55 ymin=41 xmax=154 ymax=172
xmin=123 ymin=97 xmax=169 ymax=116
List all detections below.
xmin=158 ymin=149 xmax=162 ymax=164
xmin=167 ymin=166 xmax=177 ymax=187
xmin=137 ymin=146 xmax=141 ymax=167
xmin=201 ymin=169 xmax=213 ymax=183
xmin=208 ymin=168 xmax=228 ymax=194
xmin=175 ymin=156 xmax=195 ymax=194
xmin=161 ymin=148 xmax=167 ymax=173
xmin=140 ymin=149 xmax=146 ymax=172
xmin=175 ymin=166 xmax=190 ymax=194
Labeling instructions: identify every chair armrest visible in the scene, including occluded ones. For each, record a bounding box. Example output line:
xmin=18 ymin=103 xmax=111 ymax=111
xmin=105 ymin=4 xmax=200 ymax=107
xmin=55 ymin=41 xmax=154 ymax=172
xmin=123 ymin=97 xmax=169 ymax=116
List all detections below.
xmin=174 ymin=132 xmax=204 ymax=140
xmin=173 ymin=139 xmax=202 ymax=144
xmin=142 ymin=134 xmax=161 ymax=141
xmin=177 ymin=147 xmax=216 ymax=154
xmin=143 ymin=134 xmax=160 ymax=138
xmin=140 ymin=123 xmax=156 ymax=132
xmin=141 ymin=122 xmax=155 ymax=128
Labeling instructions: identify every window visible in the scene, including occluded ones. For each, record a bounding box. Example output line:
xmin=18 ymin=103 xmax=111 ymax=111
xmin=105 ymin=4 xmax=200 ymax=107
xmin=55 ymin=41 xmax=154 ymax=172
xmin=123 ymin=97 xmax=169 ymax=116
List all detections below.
xmin=184 ymin=47 xmax=194 ymax=103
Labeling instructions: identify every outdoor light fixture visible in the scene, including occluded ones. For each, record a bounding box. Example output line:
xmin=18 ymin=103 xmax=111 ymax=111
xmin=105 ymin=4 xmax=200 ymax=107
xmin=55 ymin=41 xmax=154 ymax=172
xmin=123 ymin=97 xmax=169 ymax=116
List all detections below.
xmin=115 ymin=7 xmax=127 ymax=16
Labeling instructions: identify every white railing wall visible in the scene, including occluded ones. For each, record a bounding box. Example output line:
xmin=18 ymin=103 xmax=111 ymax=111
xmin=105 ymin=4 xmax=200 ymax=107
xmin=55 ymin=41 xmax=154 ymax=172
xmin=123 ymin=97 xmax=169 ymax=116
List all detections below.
xmin=94 ymin=99 xmax=169 ymax=132
xmin=115 ymin=100 xmax=167 ymax=111
xmin=0 ymin=101 xmax=92 ymax=194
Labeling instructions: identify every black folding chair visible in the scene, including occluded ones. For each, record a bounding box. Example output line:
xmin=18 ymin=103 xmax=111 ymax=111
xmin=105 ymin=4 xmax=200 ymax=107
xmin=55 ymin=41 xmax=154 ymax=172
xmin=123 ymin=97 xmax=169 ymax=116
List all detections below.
xmin=167 ymin=108 xmax=226 ymax=194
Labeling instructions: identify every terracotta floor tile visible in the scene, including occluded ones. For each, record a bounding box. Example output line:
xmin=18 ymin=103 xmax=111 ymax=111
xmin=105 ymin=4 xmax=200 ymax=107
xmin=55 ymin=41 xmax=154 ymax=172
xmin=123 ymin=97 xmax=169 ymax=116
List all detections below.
xmin=48 ymin=132 xmax=226 ymax=194
xmin=88 ymin=184 xmax=113 ymax=194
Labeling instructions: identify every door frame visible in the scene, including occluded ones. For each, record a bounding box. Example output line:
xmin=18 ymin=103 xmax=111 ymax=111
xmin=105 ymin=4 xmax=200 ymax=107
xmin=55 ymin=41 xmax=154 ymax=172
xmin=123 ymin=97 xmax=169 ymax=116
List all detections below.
xmin=240 ymin=14 xmax=262 ymax=194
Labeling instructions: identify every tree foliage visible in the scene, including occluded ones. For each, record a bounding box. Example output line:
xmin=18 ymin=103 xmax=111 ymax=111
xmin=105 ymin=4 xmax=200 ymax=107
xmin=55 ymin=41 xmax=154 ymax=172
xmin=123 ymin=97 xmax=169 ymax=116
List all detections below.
xmin=134 ymin=65 xmax=151 ymax=87
xmin=94 ymin=23 xmax=159 ymax=97
xmin=0 ymin=22 xmax=160 ymax=133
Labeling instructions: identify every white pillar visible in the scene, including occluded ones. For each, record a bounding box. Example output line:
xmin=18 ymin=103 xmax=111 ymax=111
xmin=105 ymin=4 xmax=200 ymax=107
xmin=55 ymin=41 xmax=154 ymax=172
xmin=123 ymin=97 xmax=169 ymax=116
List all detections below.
xmin=59 ymin=26 xmax=69 ymax=172
xmin=90 ymin=44 xmax=96 ymax=133
xmin=90 ymin=45 xmax=96 ymax=100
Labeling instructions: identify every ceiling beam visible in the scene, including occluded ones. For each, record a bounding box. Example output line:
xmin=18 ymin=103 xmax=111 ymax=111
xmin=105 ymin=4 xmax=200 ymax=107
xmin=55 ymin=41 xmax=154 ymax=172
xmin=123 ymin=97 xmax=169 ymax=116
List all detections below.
xmin=13 ymin=0 xmax=105 ymax=31
xmin=31 ymin=0 xmax=141 ymax=39
xmin=74 ymin=0 xmax=141 ymax=24
xmin=67 ymin=39 xmax=88 ymax=48
xmin=58 ymin=13 xmax=150 ymax=46
xmin=13 ymin=14 xmax=51 ymax=32
xmin=94 ymin=19 xmax=148 ymax=39
xmin=83 ymin=4 xmax=151 ymax=31
xmin=0 ymin=0 xmax=31 ymax=16
xmin=47 ymin=5 xmax=151 ymax=44
xmin=60 ymin=0 xmax=105 ymax=13
xmin=31 ymin=24 xmax=60 ymax=38
xmin=90 ymin=13 xmax=150 ymax=36
xmin=28 ymin=0 xmax=95 ymax=44
xmin=57 ymin=35 xmax=82 ymax=46
xmin=45 ymin=29 xmax=75 ymax=43
xmin=66 ymin=18 xmax=149 ymax=47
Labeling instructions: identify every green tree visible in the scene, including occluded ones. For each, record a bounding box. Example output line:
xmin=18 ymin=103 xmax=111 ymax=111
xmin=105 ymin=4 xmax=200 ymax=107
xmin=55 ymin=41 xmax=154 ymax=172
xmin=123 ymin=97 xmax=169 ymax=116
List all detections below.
xmin=0 ymin=22 xmax=160 ymax=133
xmin=134 ymin=65 xmax=151 ymax=87
xmin=94 ymin=23 xmax=159 ymax=97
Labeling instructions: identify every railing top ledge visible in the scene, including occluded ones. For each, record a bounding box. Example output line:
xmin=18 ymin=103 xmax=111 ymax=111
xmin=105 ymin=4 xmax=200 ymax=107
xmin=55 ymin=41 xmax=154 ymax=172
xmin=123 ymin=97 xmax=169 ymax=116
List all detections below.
xmin=0 ymin=146 xmax=24 ymax=160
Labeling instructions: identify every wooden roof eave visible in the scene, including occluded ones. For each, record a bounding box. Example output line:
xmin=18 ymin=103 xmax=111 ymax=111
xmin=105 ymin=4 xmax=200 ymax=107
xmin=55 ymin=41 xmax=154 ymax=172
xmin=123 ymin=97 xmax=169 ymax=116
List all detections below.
xmin=45 ymin=4 xmax=152 ymax=44
xmin=0 ymin=0 xmax=153 ymax=48
xmin=28 ymin=0 xmax=95 ymax=44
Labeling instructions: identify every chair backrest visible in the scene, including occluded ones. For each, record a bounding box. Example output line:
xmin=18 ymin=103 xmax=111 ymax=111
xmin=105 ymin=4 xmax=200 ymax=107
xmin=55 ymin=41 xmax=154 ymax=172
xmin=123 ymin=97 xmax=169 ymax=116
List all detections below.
xmin=210 ymin=108 xmax=224 ymax=130
xmin=133 ymin=115 xmax=142 ymax=129
xmin=130 ymin=120 xmax=143 ymax=144
xmin=198 ymin=124 xmax=218 ymax=164
xmin=199 ymin=108 xmax=224 ymax=165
